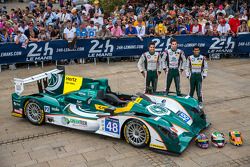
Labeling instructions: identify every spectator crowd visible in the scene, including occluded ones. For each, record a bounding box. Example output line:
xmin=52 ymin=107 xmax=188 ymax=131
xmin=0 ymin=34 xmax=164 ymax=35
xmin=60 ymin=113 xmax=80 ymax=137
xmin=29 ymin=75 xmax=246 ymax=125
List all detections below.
xmin=0 ymin=0 xmax=249 ymax=46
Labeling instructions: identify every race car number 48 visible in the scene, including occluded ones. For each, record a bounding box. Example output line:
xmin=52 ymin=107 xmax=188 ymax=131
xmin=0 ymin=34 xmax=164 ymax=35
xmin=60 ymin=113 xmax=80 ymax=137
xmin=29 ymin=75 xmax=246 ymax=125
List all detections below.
xmin=105 ymin=118 xmax=120 ymax=134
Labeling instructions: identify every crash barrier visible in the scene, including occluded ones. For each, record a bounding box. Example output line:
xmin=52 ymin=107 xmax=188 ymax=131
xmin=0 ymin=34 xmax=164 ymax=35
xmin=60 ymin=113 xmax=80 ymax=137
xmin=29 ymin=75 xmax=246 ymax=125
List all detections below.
xmin=0 ymin=33 xmax=250 ymax=65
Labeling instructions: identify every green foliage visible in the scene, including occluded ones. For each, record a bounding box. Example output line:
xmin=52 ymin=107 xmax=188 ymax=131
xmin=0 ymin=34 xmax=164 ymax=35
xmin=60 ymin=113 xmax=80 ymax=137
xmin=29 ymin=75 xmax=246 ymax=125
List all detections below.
xmin=90 ymin=0 xmax=126 ymax=14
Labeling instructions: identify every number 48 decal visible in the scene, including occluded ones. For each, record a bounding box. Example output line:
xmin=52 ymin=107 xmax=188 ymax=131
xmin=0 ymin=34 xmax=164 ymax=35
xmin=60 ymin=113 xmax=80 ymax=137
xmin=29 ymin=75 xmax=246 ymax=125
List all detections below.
xmin=104 ymin=118 xmax=120 ymax=134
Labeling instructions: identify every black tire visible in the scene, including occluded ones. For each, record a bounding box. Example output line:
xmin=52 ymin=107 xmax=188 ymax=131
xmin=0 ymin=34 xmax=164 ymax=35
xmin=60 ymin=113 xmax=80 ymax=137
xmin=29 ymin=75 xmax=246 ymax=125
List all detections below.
xmin=124 ymin=119 xmax=150 ymax=148
xmin=24 ymin=99 xmax=45 ymax=125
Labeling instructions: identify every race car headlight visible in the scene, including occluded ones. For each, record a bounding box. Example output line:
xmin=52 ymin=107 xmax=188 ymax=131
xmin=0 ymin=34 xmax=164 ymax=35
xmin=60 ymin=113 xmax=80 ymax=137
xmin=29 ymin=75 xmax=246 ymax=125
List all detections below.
xmin=158 ymin=125 xmax=178 ymax=140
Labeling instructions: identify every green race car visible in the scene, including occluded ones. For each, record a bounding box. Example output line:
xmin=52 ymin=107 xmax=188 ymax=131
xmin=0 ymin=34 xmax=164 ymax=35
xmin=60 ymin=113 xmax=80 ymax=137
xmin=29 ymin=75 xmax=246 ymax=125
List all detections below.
xmin=12 ymin=67 xmax=209 ymax=154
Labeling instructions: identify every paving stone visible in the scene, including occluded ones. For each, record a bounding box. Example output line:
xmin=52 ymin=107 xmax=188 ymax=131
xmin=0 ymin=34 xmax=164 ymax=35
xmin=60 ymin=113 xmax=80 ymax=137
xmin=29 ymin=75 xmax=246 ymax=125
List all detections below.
xmin=190 ymin=152 xmax=232 ymax=166
xmin=22 ymin=138 xmax=55 ymax=150
xmin=57 ymin=151 xmax=77 ymax=158
xmin=105 ymin=153 xmax=126 ymax=162
xmin=187 ymin=143 xmax=221 ymax=157
xmin=113 ymin=142 xmax=138 ymax=154
xmin=110 ymin=156 xmax=147 ymax=167
xmin=31 ymin=144 xmax=51 ymax=151
xmin=70 ymin=163 xmax=88 ymax=167
xmin=0 ymin=149 xmax=12 ymax=158
xmin=83 ymin=147 xmax=119 ymax=162
xmin=207 ymin=156 xmax=250 ymax=167
xmin=29 ymin=148 xmax=58 ymax=163
xmin=219 ymin=145 xmax=250 ymax=160
xmin=48 ymin=154 xmax=86 ymax=167
xmin=26 ymin=162 xmax=50 ymax=167
xmin=52 ymin=145 xmax=67 ymax=154
xmin=50 ymin=140 xmax=69 ymax=148
xmin=85 ymin=158 xmax=111 ymax=167
xmin=15 ymin=160 xmax=37 ymax=167
xmin=63 ymin=140 xmax=97 ymax=153
xmin=0 ymin=153 xmax=31 ymax=167
xmin=6 ymin=143 xmax=24 ymax=153
xmin=122 ymin=150 xmax=139 ymax=158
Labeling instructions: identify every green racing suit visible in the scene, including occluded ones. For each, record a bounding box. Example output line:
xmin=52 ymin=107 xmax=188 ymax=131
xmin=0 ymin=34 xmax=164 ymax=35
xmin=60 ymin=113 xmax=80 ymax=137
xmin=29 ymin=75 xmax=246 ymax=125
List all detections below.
xmin=138 ymin=51 xmax=161 ymax=93
xmin=162 ymin=48 xmax=186 ymax=95
xmin=186 ymin=54 xmax=208 ymax=102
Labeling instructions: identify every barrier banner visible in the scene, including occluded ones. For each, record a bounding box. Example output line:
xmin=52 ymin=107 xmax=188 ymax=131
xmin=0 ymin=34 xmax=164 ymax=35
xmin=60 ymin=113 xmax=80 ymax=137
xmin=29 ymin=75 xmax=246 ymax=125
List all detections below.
xmin=0 ymin=34 xmax=249 ymax=64
xmin=236 ymin=33 xmax=250 ymax=53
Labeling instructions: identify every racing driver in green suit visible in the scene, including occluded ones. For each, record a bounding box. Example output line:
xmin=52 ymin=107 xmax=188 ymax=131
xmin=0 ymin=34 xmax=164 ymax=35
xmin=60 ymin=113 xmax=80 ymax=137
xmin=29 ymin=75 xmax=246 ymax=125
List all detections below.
xmin=161 ymin=38 xmax=186 ymax=96
xmin=186 ymin=46 xmax=208 ymax=108
xmin=138 ymin=42 xmax=161 ymax=93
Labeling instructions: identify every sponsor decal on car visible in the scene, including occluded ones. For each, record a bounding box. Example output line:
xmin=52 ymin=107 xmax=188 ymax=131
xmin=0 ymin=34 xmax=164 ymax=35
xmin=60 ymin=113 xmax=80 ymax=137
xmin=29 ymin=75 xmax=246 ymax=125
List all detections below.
xmin=51 ymin=107 xmax=60 ymax=112
xmin=104 ymin=118 xmax=120 ymax=134
xmin=149 ymin=143 xmax=167 ymax=150
xmin=61 ymin=117 xmax=87 ymax=127
xmin=61 ymin=117 xmax=70 ymax=125
xmin=63 ymin=75 xmax=83 ymax=94
xmin=146 ymin=104 xmax=171 ymax=116
xmin=176 ymin=110 xmax=190 ymax=123
xmin=44 ymin=106 xmax=50 ymax=113
xmin=95 ymin=104 xmax=108 ymax=111
xmin=78 ymin=92 xmax=87 ymax=96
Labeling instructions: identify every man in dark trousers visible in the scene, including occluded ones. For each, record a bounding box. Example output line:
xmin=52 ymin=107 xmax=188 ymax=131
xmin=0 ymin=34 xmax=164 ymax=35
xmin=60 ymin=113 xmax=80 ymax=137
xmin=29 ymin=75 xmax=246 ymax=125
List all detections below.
xmin=161 ymin=39 xmax=186 ymax=96
xmin=138 ymin=42 xmax=161 ymax=93
xmin=186 ymin=46 xmax=208 ymax=108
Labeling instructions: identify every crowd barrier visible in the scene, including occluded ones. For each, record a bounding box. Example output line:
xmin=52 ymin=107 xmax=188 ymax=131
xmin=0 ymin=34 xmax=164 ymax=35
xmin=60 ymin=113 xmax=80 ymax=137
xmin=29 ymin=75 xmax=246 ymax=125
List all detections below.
xmin=0 ymin=34 xmax=250 ymax=65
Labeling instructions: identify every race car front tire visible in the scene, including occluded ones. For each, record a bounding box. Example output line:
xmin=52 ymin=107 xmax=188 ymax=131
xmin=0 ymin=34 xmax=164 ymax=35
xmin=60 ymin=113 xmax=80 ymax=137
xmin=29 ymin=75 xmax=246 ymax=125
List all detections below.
xmin=124 ymin=119 xmax=150 ymax=148
xmin=24 ymin=99 xmax=45 ymax=125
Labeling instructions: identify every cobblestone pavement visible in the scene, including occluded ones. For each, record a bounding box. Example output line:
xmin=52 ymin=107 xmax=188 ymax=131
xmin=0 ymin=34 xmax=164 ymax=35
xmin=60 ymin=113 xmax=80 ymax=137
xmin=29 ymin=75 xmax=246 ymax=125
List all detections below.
xmin=0 ymin=59 xmax=250 ymax=167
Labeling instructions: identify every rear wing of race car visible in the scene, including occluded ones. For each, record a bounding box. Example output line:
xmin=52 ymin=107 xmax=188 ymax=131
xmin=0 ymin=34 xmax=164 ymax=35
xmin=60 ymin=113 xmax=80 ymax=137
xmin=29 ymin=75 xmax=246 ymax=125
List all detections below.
xmin=14 ymin=66 xmax=65 ymax=95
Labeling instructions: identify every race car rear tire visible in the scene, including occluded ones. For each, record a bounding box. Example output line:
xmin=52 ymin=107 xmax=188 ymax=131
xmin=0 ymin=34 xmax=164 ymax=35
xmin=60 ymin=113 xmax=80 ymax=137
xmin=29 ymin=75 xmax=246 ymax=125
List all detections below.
xmin=24 ymin=99 xmax=45 ymax=125
xmin=124 ymin=119 xmax=150 ymax=148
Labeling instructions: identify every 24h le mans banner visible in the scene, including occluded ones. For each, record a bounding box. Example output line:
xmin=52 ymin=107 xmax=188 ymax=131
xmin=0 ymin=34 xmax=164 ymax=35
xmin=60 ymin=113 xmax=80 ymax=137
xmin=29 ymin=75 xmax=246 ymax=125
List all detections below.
xmin=0 ymin=34 xmax=249 ymax=64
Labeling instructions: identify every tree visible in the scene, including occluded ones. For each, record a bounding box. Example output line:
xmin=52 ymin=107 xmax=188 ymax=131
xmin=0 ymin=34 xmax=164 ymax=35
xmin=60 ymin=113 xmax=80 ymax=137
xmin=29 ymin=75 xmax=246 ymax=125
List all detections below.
xmin=91 ymin=0 xmax=127 ymax=16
